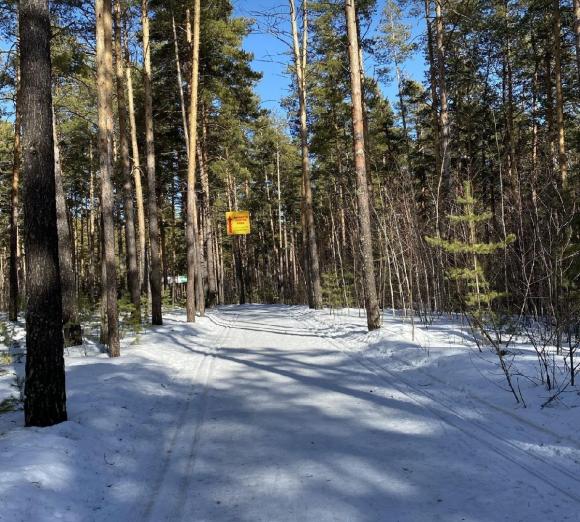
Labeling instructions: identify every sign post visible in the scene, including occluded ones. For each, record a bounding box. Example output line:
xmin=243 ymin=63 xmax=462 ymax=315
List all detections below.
xmin=225 ymin=211 xmax=250 ymax=304
xmin=226 ymin=211 xmax=251 ymax=236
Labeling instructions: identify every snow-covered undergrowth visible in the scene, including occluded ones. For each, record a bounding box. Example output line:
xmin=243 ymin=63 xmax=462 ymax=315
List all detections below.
xmin=0 ymin=319 xmax=26 ymax=417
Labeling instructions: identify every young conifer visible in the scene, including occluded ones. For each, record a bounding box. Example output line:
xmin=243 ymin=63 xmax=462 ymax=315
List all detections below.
xmin=427 ymin=181 xmax=520 ymax=402
xmin=426 ymin=181 xmax=516 ymax=312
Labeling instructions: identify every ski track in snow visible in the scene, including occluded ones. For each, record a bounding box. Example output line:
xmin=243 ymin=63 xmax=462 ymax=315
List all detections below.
xmin=299 ymin=311 xmax=580 ymax=505
xmin=0 ymin=304 xmax=579 ymax=522
xmin=142 ymin=312 xmax=239 ymax=522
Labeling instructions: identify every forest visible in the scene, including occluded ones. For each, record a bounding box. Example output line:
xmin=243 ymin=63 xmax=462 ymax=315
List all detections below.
xmin=0 ymin=0 xmax=578 ymax=425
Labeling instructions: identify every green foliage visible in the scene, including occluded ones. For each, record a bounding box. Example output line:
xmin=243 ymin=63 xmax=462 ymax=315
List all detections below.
xmin=375 ymin=0 xmax=417 ymax=83
xmin=77 ymin=294 xmax=98 ymax=324
xmin=322 ymin=272 xmax=343 ymax=308
xmin=0 ymin=321 xmax=13 ymax=348
xmin=117 ymin=296 xmax=143 ymax=338
xmin=0 ymin=397 xmax=19 ymax=414
xmin=322 ymin=270 xmax=355 ymax=309
xmin=426 ymin=181 xmax=515 ymax=312
xmin=425 ymin=235 xmax=516 ymax=255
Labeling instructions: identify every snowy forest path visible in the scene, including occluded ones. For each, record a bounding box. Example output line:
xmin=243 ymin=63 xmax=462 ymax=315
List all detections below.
xmin=145 ymin=305 xmax=578 ymax=522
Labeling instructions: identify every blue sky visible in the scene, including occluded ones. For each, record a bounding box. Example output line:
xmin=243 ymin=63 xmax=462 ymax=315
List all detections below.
xmin=232 ymin=0 xmax=427 ymax=116
xmin=1 ymin=1 xmax=426 ymax=121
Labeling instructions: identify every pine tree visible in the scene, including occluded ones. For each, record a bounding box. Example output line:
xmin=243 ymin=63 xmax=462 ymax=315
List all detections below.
xmin=141 ymin=0 xmax=163 ymax=326
xmin=185 ymin=0 xmax=203 ymax=322
xmin=345 ymin=0 xmax=381 ymax=331
xmin=19 ymin=0 xmax=67 ymax=426
xmin=426 ymin=181 xmax=516 ymax=312
xmin=96 ymin=0 xmax=120 ymax=356
xmin=427 ymin=180 xmax=520 ymax=402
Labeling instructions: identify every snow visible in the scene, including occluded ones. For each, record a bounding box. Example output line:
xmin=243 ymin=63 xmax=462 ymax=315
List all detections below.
xmin=0 ymin=305 xmax=579 ymax=521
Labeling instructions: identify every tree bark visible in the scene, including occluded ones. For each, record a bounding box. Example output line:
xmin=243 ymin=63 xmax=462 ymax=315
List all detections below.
xmin=345 ymin=0 xmax=381 ymax=331
xmin=435 ymin=0 xmax=451 ymax=230
xmin=141 ymin=0 xmax=163 ymax=324
xmin=198 ymin=134 xmax=217 ymax=306
xmin=114 ymin=0 xmax=140 ymax=322
xmin=276 ymin=142 xmax=285 ymax=299
xmin=185 ymin=0 xmax=204 ymax=321
xmin=96 ymin=0 xmax=120 ymax=356
xmin=88 ymin=145 xmax=98 ymax=298
xmin=289 ymin=0 xmax=323 ymax=309
xmin=423 ymin=0 xmax=441 ymax=188
xmin=19 ymin=0 xmax=67 ymax=427
xmin=9 ymin=65 xmax=21 ymax=322
xmin=552 ymin=0 xmax=568 ymax=188
xmin=574 ymin=0 xmax=580 ymax=84
xmin=125 ymin=51 xmax=147 ymax=295
xmin=53 ymin=108 xmax=82 ymax=346
xmin=171 ymin=8 xmax=190 ymax=157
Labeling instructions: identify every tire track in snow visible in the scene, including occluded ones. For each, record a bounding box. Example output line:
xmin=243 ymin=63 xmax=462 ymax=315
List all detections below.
xmin=300 ymin=311 xmax=580 ymax=506
xmin=141 ymin=312 xmax=238 ymax=521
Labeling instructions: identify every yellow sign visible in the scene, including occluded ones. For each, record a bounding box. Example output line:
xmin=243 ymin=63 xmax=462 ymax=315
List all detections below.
xmin=226 ymin=211 xmax=251 ymax=236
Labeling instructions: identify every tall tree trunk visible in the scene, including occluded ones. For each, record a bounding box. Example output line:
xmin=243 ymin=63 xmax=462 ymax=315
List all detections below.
xmin=276 ymin=139 xmax=287 ymax=302
xmin=276 ymin=142 xmax=285 ymax=299
xmin=141 ymin=0 xmax=163 ymax=324
xmin=227 ymin=171 xmax=246 ymax=304
xmin=185 ymin=0 xmax=205 ymax=321
xmin=217 ymin=227 xmax=225 ymax=304
xmin=424 ymin=0 xmax=441 ymax=195
xmin=345 ymin=0 xmax=381 ymax=331
xmin=552 ymin=0 xmax=568 ymax=188
xmin=114 ymin=0 xmax=140 ymax=322
xmin=96 ymin=0 xmax=120 ymax=357
xmin=545 ymin=50 xmax=555 ymax=179
xmin=9 ymin=65 xmax=21 ymax=322
xmin=187 ymin=16 xmax=204 ymax=313
xmin=88 ymin=145 xmax=98 ymax=299
xmin=19 ymin=0 xmax=67 ymax=427
xmin=198 ymin=121 xmax=217 ymax=305
xmin=501 ymin=0 xmax=525 ymax=300
xmin=574 ymin=0 xmax=580 ymax=83
xmin=435 ymin=0 xmax=451 ymax=230
xmin=125 ymin=51 xmax=147 ymax=295
xmin=289 ymin=0 xmax=323 ymax=309
xmin=53 ymin=109 xmax=82 ymax=346
xmin=99 ymin=214 xmax=108 ymax=345
xmin=171 ymin=8 xmax=190 ymax=156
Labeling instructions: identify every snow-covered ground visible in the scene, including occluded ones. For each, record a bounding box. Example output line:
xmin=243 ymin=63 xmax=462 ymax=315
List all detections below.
xmin=0 ymin=305 xmax=579 ymax=521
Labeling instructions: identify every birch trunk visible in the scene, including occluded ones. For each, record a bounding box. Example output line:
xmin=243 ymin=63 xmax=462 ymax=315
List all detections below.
xmin=435 ymin=0 xmax=451 ymax=230
xmin=289 ymin=0 xmax=323 ymax=309
xmin=9 ymin=66 xmax=21 ymax=322
xmin=552 ymin=0 xmax=568 ymax=188
xmin=171 ymin=10 xmax=190 ymax=156
xmin=125 ymin=53 xmax=147 ymax=295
